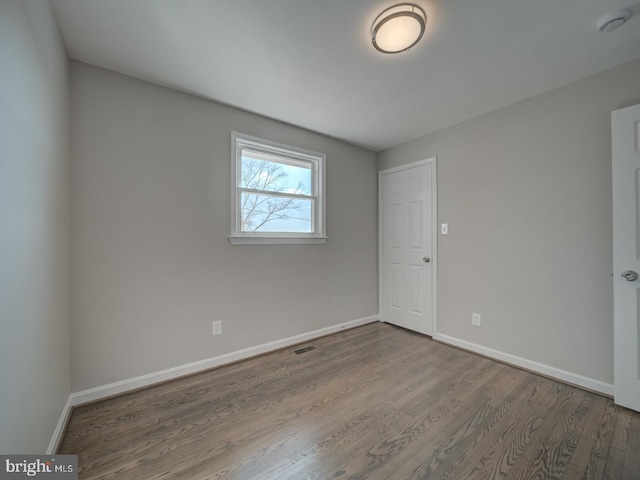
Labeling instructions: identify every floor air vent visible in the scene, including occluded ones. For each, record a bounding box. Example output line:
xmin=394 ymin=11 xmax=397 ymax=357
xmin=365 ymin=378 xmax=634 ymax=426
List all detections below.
xmin=292 ymin=345 xmax=318 ymax=355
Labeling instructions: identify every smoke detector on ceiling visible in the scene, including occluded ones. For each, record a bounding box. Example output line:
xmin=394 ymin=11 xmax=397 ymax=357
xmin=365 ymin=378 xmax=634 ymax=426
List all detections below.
xmin=598 ymin=8 xmax=633 ymax=32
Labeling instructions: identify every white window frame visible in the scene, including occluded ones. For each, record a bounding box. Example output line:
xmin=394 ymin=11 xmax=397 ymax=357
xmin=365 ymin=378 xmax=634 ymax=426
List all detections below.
xmin=229 ymin=132 xmax=327 ymax=245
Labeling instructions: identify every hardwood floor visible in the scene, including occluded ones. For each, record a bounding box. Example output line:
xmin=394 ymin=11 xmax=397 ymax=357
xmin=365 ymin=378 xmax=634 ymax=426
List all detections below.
xmin=59 ymin=323 xmax=640 ymax=479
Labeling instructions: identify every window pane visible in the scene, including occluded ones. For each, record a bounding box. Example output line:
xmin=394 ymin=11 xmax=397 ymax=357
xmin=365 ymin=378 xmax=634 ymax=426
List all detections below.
xmin=241 ymin=156 xmax=312 ymax=195
xmin=241 ymin=192 xmax=313 ymax=233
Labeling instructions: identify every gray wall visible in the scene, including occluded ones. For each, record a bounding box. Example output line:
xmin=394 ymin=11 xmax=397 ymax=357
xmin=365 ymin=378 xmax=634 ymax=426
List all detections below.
xmin=379 ymin=59 xmax=640 ymax=385
xmin=70 ymin=62 xmax=378 ymax=391
xmin=0 ymin=0 xmax=70 ymax=453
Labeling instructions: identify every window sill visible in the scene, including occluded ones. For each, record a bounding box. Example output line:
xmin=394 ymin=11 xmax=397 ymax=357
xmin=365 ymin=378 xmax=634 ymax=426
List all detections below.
xmin=228 ymin=235 xmax=328 ymax=245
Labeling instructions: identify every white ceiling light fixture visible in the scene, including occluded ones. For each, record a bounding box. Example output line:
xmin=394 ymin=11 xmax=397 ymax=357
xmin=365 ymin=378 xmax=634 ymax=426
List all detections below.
xmin=597 ymin=8 xmax=633 ymax=32
xmin=372 ymin=3 xmax=427 ymax=54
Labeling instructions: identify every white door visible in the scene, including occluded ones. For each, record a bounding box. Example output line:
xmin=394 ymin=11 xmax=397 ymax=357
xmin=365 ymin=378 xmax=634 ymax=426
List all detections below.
xmin=613 ymin=103 xmax=640 ymax=412
xmin=380 ymin=159 xmax=436 ymax=336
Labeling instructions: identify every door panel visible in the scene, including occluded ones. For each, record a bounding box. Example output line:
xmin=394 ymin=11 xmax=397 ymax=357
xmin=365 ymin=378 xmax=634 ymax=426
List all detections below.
xmin=410 ymin=201 xmax=423 ymax=248
xmin=391 ymin=263 xmax=402 ymax=309
xmin=380 ymin=160 xmax=436 ymax=336
xmin=410 ymin=266 xmax=423 ymax=314
xmin=613 ymin=103 xmax=640 ymax=412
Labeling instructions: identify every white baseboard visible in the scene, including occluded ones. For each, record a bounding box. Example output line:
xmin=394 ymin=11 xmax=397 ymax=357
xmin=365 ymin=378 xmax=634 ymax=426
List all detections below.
xmin=72 ymin=315 xmax=378 ymax=409
xmin=48 ymin=315 xmax=378 ymax=452
xmin=48 ymin=317 xmax=612 ymax=451
xmin=46 ymin=395 xmax=73 ymax=454
xmin=434 ymin=333 xmax=614 ymax=397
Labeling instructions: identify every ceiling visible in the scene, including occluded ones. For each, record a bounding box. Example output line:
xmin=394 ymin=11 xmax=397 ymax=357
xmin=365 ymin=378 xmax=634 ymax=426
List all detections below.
xmin=51 ymin=0 xmax=640 ymax=152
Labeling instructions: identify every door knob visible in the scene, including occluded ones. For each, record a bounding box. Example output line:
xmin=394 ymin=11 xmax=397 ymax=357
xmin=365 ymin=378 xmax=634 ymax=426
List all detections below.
xmin=423 ymin=257 xmax=431 ymax=263
xmin=621 ymin=270 xmax=638 ymax=281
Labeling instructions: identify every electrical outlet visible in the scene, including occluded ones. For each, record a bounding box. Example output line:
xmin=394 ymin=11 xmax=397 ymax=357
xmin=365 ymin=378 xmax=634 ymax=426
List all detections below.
xmin=212 ymin=320 xmax=222 ymax=336
xmin=472 ymin=313 xmax=481 ymax=327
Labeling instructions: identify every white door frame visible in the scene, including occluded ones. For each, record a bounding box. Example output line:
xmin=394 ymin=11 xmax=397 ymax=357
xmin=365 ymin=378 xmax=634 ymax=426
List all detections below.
xmin=378 ymin=157 xmax=438 ymax=336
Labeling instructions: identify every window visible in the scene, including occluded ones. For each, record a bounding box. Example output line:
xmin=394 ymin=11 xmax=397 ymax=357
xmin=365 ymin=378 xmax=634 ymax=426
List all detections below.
xmin=229 ymin=132 xmax=326 ymax=245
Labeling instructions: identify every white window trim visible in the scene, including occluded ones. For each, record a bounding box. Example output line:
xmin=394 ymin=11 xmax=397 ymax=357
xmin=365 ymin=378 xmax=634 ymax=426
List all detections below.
xmin=229 ymin=132 xmax=327 ymax=245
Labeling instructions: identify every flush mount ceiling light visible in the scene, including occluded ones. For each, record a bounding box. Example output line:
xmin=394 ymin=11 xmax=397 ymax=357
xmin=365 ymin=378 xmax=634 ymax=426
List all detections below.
xmin=597 ymin=8 xmax=633 ymax=32
xmin=372 ymin=3 xmax=427 ymax=54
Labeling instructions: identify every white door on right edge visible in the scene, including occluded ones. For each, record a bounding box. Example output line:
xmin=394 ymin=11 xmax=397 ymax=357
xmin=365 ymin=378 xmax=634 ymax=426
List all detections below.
xmin=613 ymin=103 xmax=640 ymax=412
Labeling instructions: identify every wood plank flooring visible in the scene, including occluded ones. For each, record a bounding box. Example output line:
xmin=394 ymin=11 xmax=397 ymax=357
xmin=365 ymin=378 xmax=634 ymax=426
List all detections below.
xmin=59 ymin=323 xmax=640 ymax=479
